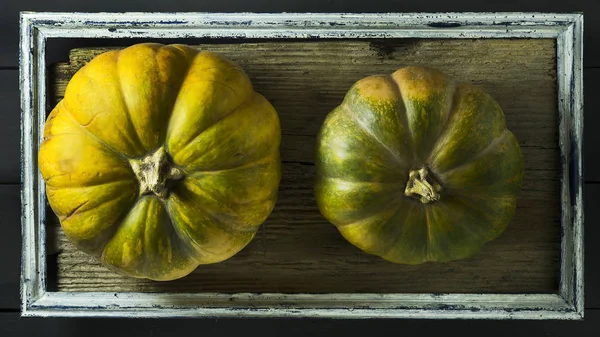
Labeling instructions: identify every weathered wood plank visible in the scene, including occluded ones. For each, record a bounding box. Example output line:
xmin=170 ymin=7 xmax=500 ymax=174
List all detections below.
xmin=47 ymin=39 xmax=561 ymax=294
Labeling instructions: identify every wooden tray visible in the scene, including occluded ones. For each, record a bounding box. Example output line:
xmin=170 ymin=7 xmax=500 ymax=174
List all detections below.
xmin=20 ymin=12 xmax=584 ymax=319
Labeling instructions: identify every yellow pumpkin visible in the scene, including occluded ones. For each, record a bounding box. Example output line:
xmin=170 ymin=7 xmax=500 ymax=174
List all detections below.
xmin=315 ymin=66 xmax=524 ymax=264
xmin=39 ymin=43 xmax=281 ymax=280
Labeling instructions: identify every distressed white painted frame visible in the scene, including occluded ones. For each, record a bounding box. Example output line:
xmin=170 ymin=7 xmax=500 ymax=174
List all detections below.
xmin=19 ymin=12 xmax=584 ymax=319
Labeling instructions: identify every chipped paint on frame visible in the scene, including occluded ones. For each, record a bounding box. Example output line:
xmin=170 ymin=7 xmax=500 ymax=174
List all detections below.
xmin=19 ymin=12 xmax=584 ymax=319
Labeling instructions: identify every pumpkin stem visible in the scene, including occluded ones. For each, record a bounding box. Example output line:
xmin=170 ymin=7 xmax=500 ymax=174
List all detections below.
xmin=129 ymin=147 xmax=185 ymax=199
xmin=404 ymin=168 xmax=441 ymax=204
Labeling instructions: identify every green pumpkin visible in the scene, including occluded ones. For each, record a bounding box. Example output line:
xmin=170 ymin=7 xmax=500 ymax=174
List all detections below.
xmin=39 ymin=43 xmax=281 ymax=280
xmin=315 ymin=66 xmax=524 ymax=264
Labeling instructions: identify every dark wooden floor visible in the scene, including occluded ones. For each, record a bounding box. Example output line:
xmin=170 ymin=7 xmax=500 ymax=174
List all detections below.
xmin=1 ymin=0 xmax=599 ymax=336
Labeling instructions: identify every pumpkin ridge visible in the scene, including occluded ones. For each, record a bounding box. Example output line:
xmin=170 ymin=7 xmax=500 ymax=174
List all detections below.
xmin=380 ymin=201 xmax=423 ymax=262
xmin=186 ymin=152 xmax=277 ymax=176
xmin=173 ymin=65 xmax=243 ymax=74
xmin=172 ymin=91 xmax=278 ymax=172
xmin=99 ymin=196 xmax=178 ymax=279
xmin=140 ymin=196 xmax=157 ymax=277
xmin=78 ymin=110 xmax=103 ymax=127
xmin=165 ymin=199 xmax=227 ymax=260
xmin=435 ymin=130 xmax=511 ymax=177
xmin=391 ymin=67 xmax=456 ymax=162
xmin=158 ymin=45 xmax=198 ymax=147
xmin=46 ymin=180 xmax=138 ymax=217
xmin=169 ymin=81 xmax=249 ymax=162
xmin=163 ymin=64 xmax=246 ymax=128
xmin=426 ymin=85 xmax=508 ymax=174
xmin=185 ymin=155 xmax=280 ymax=207
xmin=331 ymin=192 xmax=402 ymax=228
xmin=115 ymin=50 xmax=151 ymax=154
xmin=319 ymin=176 xmax=403 ymax=188
xmin=339 ymin=103 xmax=409 ymax=168
xmin=424 ymin=205 xmax=432 ymax=261
xmin=176 ymin=179 xmax=267 ymax=233
xmin=64 ymin=188 xmax=139 ymax=256
xmin=338 ymin=206 xmax=403 ymax=256
xmin=192 ymin=186 xmax=278 ymax=208
xmin=428 ymin=200 xmax=487 ymax=243
xmin=66 ymin=68 xmax=144 ymax=156
xmin=426 ymin=83 xmax=460 ymax=161
xmin=61 ymin=199 xmax=90 ymax=223
xmin=59 ymin=101 xmax=132 ymax=162
xmin=165 ymin=49 xmax=253 ymax=159
xmin=161 ymin=200 xmax=205 ymax=263
xmin=444 ymin=193 xmax=513 ymax=241
xmin=382 ymin=203 xmax=415 ymax=257
xmin=168 ymin=50 xmax=247 ymax=116
xmin=134 ymin=197 xmax=150 ymax=277
xmin=45 ymin=176 xmax=134 ymax=189
xmin=385 ymin=74 xmax=415 ymax=163
xmin=442 ymin=186 xmax=514 ymax=201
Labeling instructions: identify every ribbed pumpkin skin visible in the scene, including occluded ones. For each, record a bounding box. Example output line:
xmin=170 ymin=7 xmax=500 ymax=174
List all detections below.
xmin=315 ymin=66 xmax=524 ymax=264
xmin=38 ymin=43 xmax=281 ymax=280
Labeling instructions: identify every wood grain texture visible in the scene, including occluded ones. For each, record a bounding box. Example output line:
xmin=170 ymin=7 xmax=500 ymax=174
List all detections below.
xmin=47 ymin=39 xmax=561 ymax=294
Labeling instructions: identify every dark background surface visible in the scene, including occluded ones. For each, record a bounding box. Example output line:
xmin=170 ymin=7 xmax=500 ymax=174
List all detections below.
xmin=1 ymin=0 xmax=599 ymax=336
